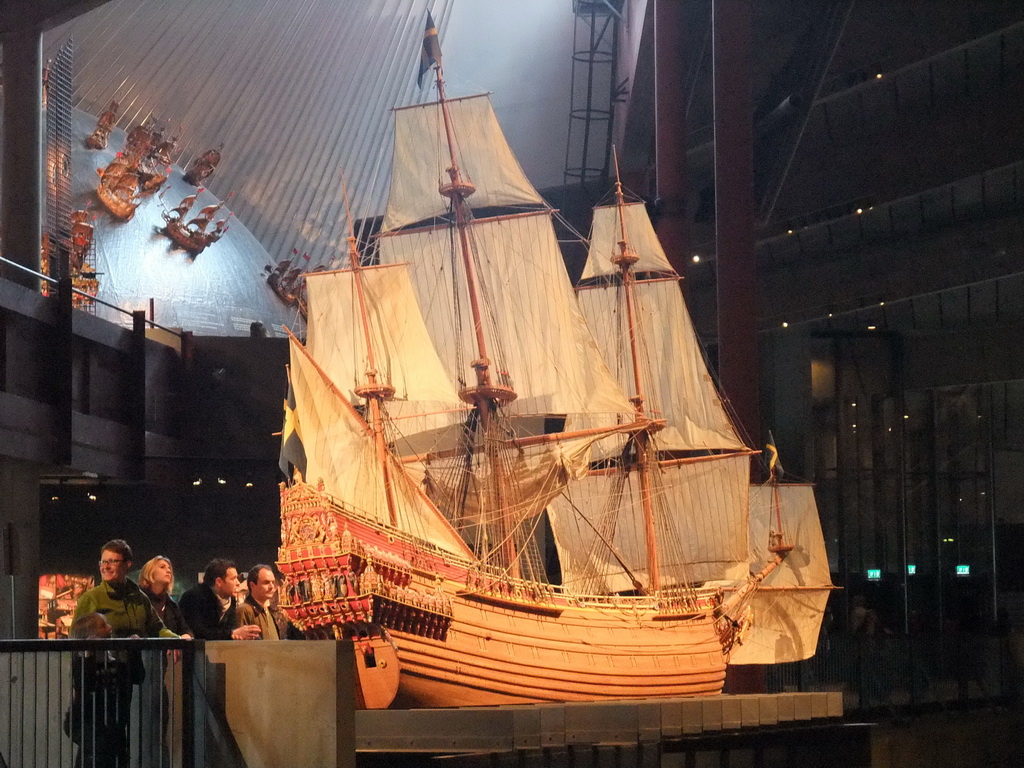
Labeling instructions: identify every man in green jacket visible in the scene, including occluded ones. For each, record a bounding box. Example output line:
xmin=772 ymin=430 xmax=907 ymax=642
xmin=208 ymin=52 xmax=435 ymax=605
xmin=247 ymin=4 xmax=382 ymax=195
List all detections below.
xmin=73 ymin=539 xmax=184 ymax=639
xmin=70 ymin=539 xmax=187 ymax=767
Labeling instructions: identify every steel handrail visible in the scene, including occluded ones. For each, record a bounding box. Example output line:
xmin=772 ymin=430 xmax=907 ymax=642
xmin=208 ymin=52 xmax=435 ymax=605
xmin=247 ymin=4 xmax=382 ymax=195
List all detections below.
xmin=0 ymin=254 xmax=184 ymax=337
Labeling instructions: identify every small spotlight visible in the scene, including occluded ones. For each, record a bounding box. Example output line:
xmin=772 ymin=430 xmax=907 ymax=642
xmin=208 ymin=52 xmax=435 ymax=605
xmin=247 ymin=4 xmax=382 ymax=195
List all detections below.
xmin=828 ymin=313 xmax=833 ymax=318
xmin=51 ymin=495 xmax=59 ymax=502
xmin=852 ymin=424 xmax=857 ymax=429
xmin=193 ymin=478 xmax=202 ymax=486
xmin=217 ymin=478 xmax=227 ymax=485
xmin=245 ymin=481 xmax=254 ymax=488
xmin=903 ymin=414 xmax=909 ymax=419
xmin=879 ymin=301 xmax=885 ymax=306
xmin=692 ymin=254 xmax=700 ymax=263
xmin=787 ymin=229 xmax=794 ymax=235
xmin=851 ymin=402 xmax=857 ymax=407
xmin=867 ymin=325 xmax=876 ymax=330
xmin=87 ymin=494 xmax=97 ymax=502
xmin=856 ymin=208 xmax=863 ymax=215
xmin=875 ymin=73 xmax=883 ymax=79
xmin=781 ymin=321 xmax=788 ymax=328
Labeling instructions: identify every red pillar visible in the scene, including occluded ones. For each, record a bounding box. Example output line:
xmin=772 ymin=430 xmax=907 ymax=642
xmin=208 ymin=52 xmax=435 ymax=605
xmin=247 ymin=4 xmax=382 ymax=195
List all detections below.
xmin=713 ymin=0 xmax=765 ymax=696
xmin=712 ymin=0 xmax=760 ymax=450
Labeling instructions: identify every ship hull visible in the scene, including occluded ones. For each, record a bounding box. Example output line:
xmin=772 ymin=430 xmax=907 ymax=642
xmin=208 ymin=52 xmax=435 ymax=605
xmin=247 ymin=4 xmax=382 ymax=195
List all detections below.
xmin=278 ymin=484 xmax=730 ymax=708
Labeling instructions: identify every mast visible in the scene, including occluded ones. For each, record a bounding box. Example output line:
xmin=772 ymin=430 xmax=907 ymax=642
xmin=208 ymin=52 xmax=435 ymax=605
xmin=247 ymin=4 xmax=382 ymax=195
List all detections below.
xmin=342 ymin=180 xmax=400 ymax=528
xmin=609 ymin=149 xmax=661 ymax=592
xmin=433 ymin=64 xmax=519 ymax=572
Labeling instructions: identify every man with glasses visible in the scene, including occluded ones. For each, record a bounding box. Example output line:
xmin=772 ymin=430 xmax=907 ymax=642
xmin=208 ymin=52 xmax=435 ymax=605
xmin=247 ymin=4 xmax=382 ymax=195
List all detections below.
xmin=69 ymin=539 xmax=185 ymax=767
xmin=72 ymin=539 xmax=182 ymax=640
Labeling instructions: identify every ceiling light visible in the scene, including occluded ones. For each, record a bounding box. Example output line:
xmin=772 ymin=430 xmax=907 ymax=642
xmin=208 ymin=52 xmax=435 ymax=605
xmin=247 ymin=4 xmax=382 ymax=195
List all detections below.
xmin=867 ymin=325 xmax=876 ymax=330
xmin=781 ymin=321 xmax=788 ymax=328
xmin=217 ymin=478 xmax=227 ymax=485
xmin=193 ymin=478 xmax=202 ymax=486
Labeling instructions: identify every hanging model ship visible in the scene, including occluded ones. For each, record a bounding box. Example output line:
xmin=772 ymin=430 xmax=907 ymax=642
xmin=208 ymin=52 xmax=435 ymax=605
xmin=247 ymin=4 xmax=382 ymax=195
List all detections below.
xmin=275 ymin=40 xmax=832 ymax=709
xmin=160 ymin=192 xmax=231 ymax=255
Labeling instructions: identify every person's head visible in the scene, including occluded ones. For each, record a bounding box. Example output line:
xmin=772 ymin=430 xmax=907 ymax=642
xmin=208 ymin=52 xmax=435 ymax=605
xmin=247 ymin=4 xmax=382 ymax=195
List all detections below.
xmin=139 ymin=556 xmax=175 ymax=595
xmin=246 ymin=565 xmax=277 ymax=606
xmin=98 ymin=539 xmax=133 ymax=585
xmin=70 ymin=612 xmax=111 ymax=640
xmin=203 ymin=558 xmax=239 ymax=600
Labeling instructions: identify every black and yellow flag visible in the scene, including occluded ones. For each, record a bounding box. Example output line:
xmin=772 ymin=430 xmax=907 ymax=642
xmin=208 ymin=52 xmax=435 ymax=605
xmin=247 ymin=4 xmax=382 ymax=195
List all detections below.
xmin=279 ymin=366 xmax=307 ymax=481
xmin=417 ymin=11 xmax=442 ymax=87
xmin=766 ymin=431 xmax=784 ymax=480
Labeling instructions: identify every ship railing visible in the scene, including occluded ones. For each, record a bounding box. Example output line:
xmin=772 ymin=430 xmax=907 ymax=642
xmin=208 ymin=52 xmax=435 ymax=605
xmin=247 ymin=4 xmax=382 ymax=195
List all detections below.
xmin=303 ymin=489 xmax=720 ymax=612
xmin=0 ymin=638 xmax=195 ymax=768
xmin=766 ymin=631 xmax=1015 ymax=714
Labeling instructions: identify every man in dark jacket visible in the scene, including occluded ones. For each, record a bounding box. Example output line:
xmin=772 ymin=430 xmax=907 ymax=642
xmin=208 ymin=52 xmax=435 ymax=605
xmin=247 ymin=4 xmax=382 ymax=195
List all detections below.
xmin=236 ymin=564 xmax=303 ymax=640
xmin=179 ymin=558 xmax=261 ymax=640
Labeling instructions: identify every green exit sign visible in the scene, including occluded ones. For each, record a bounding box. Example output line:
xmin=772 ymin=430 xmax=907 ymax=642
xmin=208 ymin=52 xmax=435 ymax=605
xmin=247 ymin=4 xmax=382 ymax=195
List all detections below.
xmin=907 ymin=564 xmax=917 ymax=575
xmin=866 ymin=569 xmax=881 ymax=581
xmin=956 ymin=564 xmax=970 ymax=576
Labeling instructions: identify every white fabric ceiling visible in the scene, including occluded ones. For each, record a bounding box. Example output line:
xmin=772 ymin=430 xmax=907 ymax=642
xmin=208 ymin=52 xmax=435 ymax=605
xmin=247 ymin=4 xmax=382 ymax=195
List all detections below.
xmin=45 ymin=0 xmax=576 ymax=268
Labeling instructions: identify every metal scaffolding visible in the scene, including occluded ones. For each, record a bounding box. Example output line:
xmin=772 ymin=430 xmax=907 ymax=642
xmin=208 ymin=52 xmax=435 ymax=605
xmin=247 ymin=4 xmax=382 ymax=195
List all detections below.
xmin=563 ymin=0 xmax=622 ymax=187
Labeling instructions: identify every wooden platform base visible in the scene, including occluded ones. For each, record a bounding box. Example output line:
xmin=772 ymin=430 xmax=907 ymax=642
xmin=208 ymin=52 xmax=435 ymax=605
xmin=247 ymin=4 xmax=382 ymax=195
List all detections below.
xmin=357 ymin=691 xmax=843 ymax=751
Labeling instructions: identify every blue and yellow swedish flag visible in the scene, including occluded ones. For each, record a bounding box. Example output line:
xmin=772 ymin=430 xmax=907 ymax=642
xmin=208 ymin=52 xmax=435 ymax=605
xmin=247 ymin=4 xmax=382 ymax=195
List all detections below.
xmin=766 ymin=431 xmax=783 ymax=479
xmin=279 ymin=366 xmax=307 ymax=481
xmin=418 ymin=11 xmax=443 ymax=87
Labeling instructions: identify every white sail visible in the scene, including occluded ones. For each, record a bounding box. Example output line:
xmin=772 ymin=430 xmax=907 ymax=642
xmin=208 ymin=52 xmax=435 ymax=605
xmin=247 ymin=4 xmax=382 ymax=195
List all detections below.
xmin=288 ymin=336 xmax=472 ymax=558
xmin=382 ymin=95 xmax=544 ymax=232
xmin=305 ymin=264 xmax=464 ymax=409
xmin=729 ymin=484 xmax=833 ymax=664
xmin=577 ymin=278 xmax=745 ymax=451
xmin=548 ymin=454 xmax=751 ymax=594
xmin=378 ymin=211 xmax=635 ymax=423
xmin=581 ymin=202 xmax=675 ymax=280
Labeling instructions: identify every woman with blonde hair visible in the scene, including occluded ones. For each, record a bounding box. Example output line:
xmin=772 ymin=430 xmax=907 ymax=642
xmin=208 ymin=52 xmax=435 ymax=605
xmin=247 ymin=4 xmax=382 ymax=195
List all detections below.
xmin=139 ymin=556 xmax=191 ymax=636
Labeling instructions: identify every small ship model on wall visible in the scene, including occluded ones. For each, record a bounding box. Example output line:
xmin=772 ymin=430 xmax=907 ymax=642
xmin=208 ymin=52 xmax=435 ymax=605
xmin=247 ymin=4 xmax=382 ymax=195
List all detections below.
xmin=85 ymin=100 xmax=119 ymax=150
xmin=160 ymin=193 xmax=230 ymax=255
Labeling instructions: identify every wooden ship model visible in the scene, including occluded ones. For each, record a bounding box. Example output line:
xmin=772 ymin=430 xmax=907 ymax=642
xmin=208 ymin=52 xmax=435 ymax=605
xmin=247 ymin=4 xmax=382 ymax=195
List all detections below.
xmin=275 ymin=54 xmax=832 ymax=709
xmin=40 ymin=210 xmax=100 ymax=309
xmin=95 ymin=152 xmax=141 ymax=220
xmin=184 ymin=147 xmax=221 ymax=186
xmin=96 ymin=119 xmax=182 ymax=219
xmin=160 ymin=194 xmax=229 ymax=255
xmin=85 ymin=100 xmax=119 ymax=150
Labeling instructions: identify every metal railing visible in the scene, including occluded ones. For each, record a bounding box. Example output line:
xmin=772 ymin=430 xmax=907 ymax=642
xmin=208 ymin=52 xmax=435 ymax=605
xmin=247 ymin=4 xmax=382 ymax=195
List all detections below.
xmin=766 ymin=632 xmax=1015 ymax=713
xmin=1 ymin=638 xmax=194 ymax=768
xmin=0 ymin=255 xmax=184 ymax=337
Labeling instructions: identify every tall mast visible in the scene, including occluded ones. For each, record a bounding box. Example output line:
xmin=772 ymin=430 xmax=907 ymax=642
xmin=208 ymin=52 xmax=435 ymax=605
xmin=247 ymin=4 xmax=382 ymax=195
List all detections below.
xmin=341 ymin=178 xmax=400 ymax=528
xmin=432 ymin=64 xmax=519 ymax=573
xmin=610 ymin=148 xmax=661 ymax=592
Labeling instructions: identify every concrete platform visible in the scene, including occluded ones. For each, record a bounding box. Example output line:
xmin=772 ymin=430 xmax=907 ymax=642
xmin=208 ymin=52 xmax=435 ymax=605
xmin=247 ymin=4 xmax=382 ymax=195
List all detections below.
xmin=356 ymin=692 xmax=843 ymax=753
